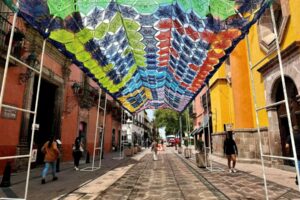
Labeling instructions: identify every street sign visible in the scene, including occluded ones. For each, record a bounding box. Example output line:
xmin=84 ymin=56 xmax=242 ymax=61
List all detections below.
xmin=31 ymin=149 xmax=37 ymax=163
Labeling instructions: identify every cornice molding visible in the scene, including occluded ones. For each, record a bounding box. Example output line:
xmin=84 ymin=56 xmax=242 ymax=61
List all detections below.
xmin=209 ymin=77 xmax=227 ymax=89
xmin=258 ymin=41 xmax=300 ymax=76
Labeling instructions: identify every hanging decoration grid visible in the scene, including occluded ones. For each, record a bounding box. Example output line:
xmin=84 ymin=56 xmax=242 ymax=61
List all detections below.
xmin=11 ymin=0 xmax=272 ymax=113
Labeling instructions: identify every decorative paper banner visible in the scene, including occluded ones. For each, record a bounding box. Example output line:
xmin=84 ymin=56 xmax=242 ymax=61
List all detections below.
xmin=10 ymin=0 xmax=273 ymax=113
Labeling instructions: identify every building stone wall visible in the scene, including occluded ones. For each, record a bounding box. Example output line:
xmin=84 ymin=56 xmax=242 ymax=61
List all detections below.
xmin=262 ymin=46 xmax=300 ymax=163
xmin=264 ymin=51 xmax=300 ymax=104
xmin=212 ymin=127 xmax=284 ymax=166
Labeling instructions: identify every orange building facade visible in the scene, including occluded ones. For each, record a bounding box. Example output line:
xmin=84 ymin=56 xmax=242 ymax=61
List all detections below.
xmin=0 ymin=5 xmax=122 ymax=173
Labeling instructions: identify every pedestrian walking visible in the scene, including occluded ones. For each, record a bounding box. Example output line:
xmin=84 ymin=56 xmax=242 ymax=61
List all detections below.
xmin=161 ymin=139 xmax=164 ymax=151
xmin=224 ymin=131 xmax=238 ymax=173
xmin=285 ymin=126 xmax=300 ymax=185
xmin=148 ymin=139 xmax=152 ymax=149
xmin=73 ymin=135 xmax=84 ymax=171
xmin=41 ymin=135 xmax=60 ymax=184
xmin=151 ymin=140 xmax=158 ymax=161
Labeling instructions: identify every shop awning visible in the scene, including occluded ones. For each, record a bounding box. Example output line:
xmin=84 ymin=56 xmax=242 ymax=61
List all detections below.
xmin=191 ymin=115 xmax=209 ymax=136
xmin=8 ymin=0 xmax=273 ymax=113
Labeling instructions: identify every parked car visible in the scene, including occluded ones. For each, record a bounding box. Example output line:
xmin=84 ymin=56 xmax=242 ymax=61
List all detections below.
xmin=167 ymin=138 xmax=176 ymax=147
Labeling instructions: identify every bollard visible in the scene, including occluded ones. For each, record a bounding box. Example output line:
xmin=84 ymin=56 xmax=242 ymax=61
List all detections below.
xmin=0 ymin=162 xmax=11 ymax=187
xmin=86 ymin=151 xmax=90 ymax=163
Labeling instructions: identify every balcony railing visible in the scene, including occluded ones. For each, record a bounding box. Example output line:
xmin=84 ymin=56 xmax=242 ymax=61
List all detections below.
xmin=0 ymin=12 xmax=25 ymax=59
xmin=71 ymin=81 xmax=100 ymax=110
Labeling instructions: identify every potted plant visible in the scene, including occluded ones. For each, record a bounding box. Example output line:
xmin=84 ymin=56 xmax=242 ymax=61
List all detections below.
xmin=184 ymin=138 xmax=191 ymax=158
xmin=137 ymin=145 xmax=142 ymax=152
xmin=177 ymin=139 xmax=182 ymax=154
xmin=124 ymin=143 xmax=133 ymax=157
xmin=132 ymin=143 xmax=137 ymax=154
xmin=195 ymin=140 xmax=206 ymax=168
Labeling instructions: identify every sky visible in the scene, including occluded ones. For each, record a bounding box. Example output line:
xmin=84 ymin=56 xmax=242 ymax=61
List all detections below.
xmin=146 ymin=109 xmax=166 ymax=139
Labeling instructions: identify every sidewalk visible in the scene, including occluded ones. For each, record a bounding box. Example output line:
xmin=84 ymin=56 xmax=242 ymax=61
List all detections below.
xmin=58 ymin=149 xmax=149 ymax=200
xmin=186 ymin=145 xmax=299 ymax=191
xmin=210 ymin=154 xmax=299 ymax=191
xmin=0 ymin=149 xmax=149 ymax=200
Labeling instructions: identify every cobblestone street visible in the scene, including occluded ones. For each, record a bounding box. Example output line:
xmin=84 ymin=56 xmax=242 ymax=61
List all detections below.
xmin=94 ymin=149 xmax=300 ymax=200
xmin=97 ymin=151 xmax=222 ymax=200
xmin=2 ymin=148 xmax=300 ymax=200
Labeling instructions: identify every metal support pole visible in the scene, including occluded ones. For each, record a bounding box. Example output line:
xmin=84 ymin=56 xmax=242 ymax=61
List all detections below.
xmin=91 ymin=89 xmax=101 ymax=170
xmin=120 ymin=108 xmax=123 ymax=158
xmin=24 ymin=39 xmax=46 ymax=199
xmin=99 ymin=93 xmax=107 ymax=168
xmin=270 ymin=4 xmax=300 ymax=192
xmin=246 ymin=35 xmax=269 ymax=199
xmin=179 ymin=114 xmax=182 ymax=147
xmin=186 ymin=107 xmax=189 ymax=147
xmin=203 ymin=111 xmax=207 ymax=167
xmin=113 ymin=108 xmax=124 ymax=160
xmin=0 ymin=7 xmax=18 ymax=113
xmin=205 ymin=87 xmax=212 ymax=171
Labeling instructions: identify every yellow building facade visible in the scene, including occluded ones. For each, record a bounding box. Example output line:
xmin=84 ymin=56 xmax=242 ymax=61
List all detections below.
xmin=207 ymin=0 xmax=300 ymax=164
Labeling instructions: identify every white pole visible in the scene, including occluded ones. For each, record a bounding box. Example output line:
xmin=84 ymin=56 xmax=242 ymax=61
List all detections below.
xmin=24 ymin=39 xmax=46 ymax=199
xmin=99 ymin=93 xmax=107 ymax=168
xmin=92 ymin=89 xmax=101 ymax=170
xmin=188 ymin=107 xmax=191 ymax=147
xmin=119 ymin=108 xmax=123 ymax=158
xmin=0 ymin=7 xmax=18 ymax=113
xmin=179 ymin=115 xmax=182 ymax=148
xmin=206 ymin=86 xmax=212 ymax=170
xmin=203 ymin=100 xmax=207 ymax=167
xmin=186 ymin=108 xmax=189 ymax=147
xmin=270 ymin=4 xmax=300 ymax=192
xmin=246 ymin=35 xmax=269 ymax=199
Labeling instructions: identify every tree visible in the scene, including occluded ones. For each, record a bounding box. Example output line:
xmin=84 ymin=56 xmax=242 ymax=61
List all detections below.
xmin=154 ymin=108 xmax=193 ymax=137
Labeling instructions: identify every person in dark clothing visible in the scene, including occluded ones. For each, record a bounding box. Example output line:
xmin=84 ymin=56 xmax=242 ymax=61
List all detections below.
xmin=73 ymin=135 xmax=83 ymax=171
xmin=224 ymin=131 xmax=238 ymax=173
xmin=285 ymin=126 xmax=300 ymax=185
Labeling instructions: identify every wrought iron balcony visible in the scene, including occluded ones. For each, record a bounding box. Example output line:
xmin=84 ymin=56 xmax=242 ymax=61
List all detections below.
xmin=0 ymin=12 xmax=25 ymax=60
xmin=71 ymin=82 xmax=99 ymax=110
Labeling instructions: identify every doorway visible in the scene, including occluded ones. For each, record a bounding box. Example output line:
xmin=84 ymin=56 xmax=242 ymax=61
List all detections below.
xmin=274 ymin=77 xmax=300 ymax=165
xmin=79 ymin=121 xmax=87 ymax=150
xmin=112 ymin=129 xmax=116 ymax=151
xmin=29 ymin=77 xmax=58 ymax=165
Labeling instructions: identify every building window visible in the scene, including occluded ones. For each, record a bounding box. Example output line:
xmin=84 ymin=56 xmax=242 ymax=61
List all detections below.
xmin=257 ymin=0 xmax=290 ymax=53
xmin=112 ymin=128 xmax=115 ymax=147
xmin=225 ymin=58 xmax=231 ymax=85
xmin=0 ymin=67 xmax=3 ymax=93
xmin=202 ymin=94 xmax=207 ymax=110
xmin=0 ymin=1 xmax=10 ymax=12
xmin=0 ymin=1 xmax=10 ymax=54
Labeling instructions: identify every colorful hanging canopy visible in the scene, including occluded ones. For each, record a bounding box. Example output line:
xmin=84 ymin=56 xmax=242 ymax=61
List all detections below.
xmin=10 ymin=0 xmax=272 ymax=113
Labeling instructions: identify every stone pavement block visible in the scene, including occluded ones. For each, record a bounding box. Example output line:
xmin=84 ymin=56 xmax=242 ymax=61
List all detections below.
xmin=19 ymin=147 xmax=299 ymax=200
xmin=62 ymin=193 xmax=84 ymax=200
xmin=0 ymin=150 xmax=148 ymax=200
xmin=97 ymin=150 xmax=224 ymax=200
xmin=76 ymin=164 xmax=134 ymax=194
